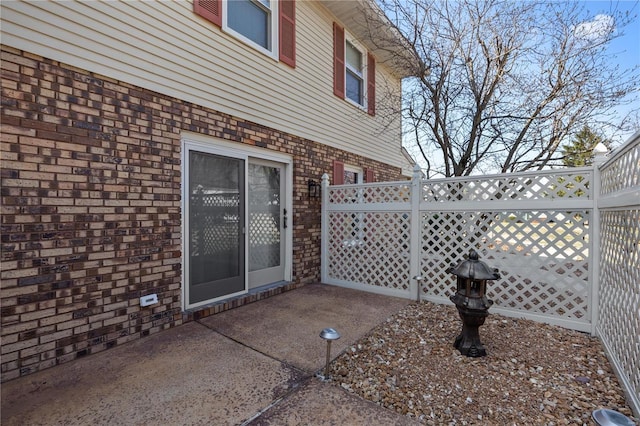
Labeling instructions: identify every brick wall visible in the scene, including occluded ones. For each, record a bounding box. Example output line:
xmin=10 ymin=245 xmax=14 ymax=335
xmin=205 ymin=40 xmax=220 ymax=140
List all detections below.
xmin=0 ymin=46 xmax=403 ymax=381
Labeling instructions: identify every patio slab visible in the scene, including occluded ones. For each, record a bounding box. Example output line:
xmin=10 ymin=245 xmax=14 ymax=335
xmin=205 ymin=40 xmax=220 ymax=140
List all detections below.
xmin=1 ymin=321 xmax=304 ymax=426
xmin=198 ymin=283 xmax=412 ymax=373
xmin=1 ymin=283 xmax=414 ymax=425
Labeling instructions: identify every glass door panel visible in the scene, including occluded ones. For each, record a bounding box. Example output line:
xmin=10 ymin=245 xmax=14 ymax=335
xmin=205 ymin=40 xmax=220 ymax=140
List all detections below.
xmin=188 ymin=151 xmax=245 ymax=304
xmin=248 ymin=161 xmax=285 ymax=288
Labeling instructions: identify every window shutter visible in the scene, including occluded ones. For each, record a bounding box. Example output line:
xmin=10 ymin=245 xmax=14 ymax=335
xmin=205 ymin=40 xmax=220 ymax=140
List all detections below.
xmin=333 ymin=160 xmax=345 ymax=185
xmin=365 ymin=168 xmax=375 ymax=183
xmin=367 ymin=53 xmax=376 ymax=116
xmin=194 ymin=0 xmax=222 ymax=27
xmin=333 ymin=23 xmax=345 ymax=98
xmin=279 ymin=0 xmax=296 ymax=68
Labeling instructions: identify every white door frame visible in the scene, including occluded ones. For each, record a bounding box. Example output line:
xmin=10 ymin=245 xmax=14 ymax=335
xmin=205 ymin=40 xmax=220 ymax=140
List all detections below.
xmin=181 ymin=132 xmax=293 ymax=311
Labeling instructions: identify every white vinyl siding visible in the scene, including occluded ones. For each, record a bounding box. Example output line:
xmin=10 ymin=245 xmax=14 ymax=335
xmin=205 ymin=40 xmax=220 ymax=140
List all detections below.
xmin=0 ymin=0 xmax=404 ymax=169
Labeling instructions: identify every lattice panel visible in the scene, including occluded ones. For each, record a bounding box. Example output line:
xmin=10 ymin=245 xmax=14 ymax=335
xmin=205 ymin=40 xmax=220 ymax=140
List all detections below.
xmin=328 ymin=183 xmax=411 ymax=205
xmin=200 ymin=193 xmax=240 ymax=207
xmin=420 ymin=210 xmax=591 ymax=321
xmin=191 ymin=216 xmax=238 ymax=256
xmin=190 ymin=193 xmax=240 ymax=256
xmin=249 ymin=212 xmax=280 ymax=246
xmin=600 ymin=139 xmax=640 ymax=195
xmin=422 ymin=172 xmax=592 ymax=202
xmin=327 ymin=211 xmax=411 ymax=290
xmin=249 ymin=212 xmax=280 ymax=270
xmin=598 ymin=209 xmax=640 ymax=399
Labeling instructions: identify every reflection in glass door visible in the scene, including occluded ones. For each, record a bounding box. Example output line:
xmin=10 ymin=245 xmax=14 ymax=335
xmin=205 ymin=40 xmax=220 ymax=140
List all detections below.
xmin=248 ymin=161 xmax=285 ymax=288
xmin=188 ymin=151 xmax=245 ymax=305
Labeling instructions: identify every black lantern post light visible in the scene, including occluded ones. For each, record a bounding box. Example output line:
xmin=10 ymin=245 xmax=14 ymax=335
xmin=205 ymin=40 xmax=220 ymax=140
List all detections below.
xmin=448 ymin=249 xmax=500 ymax=357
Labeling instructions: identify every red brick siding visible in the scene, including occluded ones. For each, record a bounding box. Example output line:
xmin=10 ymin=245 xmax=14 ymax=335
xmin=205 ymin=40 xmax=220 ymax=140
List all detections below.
xmin=0 ymin=46 xmax=403 ymax=381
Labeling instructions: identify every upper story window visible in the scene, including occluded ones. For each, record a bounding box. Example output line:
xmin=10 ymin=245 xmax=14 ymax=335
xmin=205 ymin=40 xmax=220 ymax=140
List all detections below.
xmin=226 ymin=0 xmax=274 ymax=53
xmin=333 ymin=22 xmax=375 ymax=116
xmin=345 ymin=41 xmax=364 ymax=105
xmin=194 ymin=0 xmax=296 ymax=68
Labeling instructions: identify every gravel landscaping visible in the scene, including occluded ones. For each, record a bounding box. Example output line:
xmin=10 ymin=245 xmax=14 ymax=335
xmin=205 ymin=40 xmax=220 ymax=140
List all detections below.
xmin=331 ymin=301 xmax=637 ymax=425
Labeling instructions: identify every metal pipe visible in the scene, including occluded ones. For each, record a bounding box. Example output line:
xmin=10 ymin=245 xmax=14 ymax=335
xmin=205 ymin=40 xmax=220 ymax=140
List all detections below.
xmin=324 ymin=340 xmax=332 ymax=379
xmin=319 ymin=327 xmax=340 ymax=381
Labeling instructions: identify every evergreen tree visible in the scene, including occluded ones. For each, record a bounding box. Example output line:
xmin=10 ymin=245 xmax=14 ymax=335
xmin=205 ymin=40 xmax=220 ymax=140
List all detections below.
xmin=561 ymin=126 xmax=609 ymax=167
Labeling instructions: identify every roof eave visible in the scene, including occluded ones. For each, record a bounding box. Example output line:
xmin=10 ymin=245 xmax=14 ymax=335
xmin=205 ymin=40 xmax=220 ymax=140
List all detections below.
xmin=318 ymin=0 xmax=421 ymax=79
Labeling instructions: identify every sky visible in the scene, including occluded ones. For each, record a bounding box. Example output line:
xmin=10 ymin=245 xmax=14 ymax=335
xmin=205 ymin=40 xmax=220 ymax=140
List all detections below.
xmin=583 ymin=0 xmax=640 ymax=144
xmin=401 ymin=0 xmax=640 ymax=173
xmin=585 ymin=1 xmax=639 ymax=71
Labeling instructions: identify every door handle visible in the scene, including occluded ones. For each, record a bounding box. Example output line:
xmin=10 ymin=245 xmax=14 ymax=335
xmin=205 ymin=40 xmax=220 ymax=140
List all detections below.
xmin=283 ymin=208 xmax=288 ymax=229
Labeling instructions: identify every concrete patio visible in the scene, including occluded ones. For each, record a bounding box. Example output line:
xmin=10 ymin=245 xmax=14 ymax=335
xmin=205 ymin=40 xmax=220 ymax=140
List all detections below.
xmin=1 ymin=283 xmax=418 ymax=425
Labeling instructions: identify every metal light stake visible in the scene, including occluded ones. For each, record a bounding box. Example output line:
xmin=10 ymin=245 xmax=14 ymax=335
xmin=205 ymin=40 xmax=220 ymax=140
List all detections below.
xmin=319 ymin=328 xmax=341 ymax=380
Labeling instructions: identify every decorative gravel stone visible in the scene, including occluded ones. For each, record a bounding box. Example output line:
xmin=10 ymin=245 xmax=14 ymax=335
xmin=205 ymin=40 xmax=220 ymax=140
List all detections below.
xmin=331 ymin=302 xmax=637 ymax=425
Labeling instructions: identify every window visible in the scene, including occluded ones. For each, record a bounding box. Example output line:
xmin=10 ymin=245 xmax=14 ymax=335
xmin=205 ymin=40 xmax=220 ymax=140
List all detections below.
xmin=333 ymin=23 xmax=375 ymax=115
xmin=333 ymin=160 xmax=375 ymax=185
xmin=194 ymin=0 xmax=296 ymax=67
xmin=227 ymin=0 xmax=272 ymax=50
xmin=345 ymin=41 xmax=363 ymax=105
xmin=344 ymin=165 xmax=362 ymax=184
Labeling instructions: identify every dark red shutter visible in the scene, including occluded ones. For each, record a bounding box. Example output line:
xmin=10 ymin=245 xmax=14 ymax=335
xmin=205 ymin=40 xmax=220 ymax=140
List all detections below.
xmin=194 ymin=0 xmax=222 ymax=27
xmin=367 ymin=53 xmax=376 ymax=116
xmin=333 ymin=23 xmax=345 ymax=98
xmin=279 ymin=0 xmax=296 ymax=68
xmin=365 ymin=168 xmax=375 ymax=183
xmin=333 ymin=160 xmax=345 ymax=185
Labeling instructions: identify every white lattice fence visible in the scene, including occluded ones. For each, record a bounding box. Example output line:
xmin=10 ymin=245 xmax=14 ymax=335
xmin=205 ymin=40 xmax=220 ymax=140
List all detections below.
xmin=191 ymin=192 xmax=240 ymax=256
xmin=416 ymin=169 xmax=595 ymax=331
xmin=327 ymin=182 xmax=411 ymax=205
xmin=600 ymin=137 xmax=640 ymax=195
xmin=597 ymin=132 xmax=640 ymax=415
xmin=422 ymin=172 xmax=592 ymax=201
xmin=322 ymin=183 xmax=413 ymax=298
xmin=321 ymin=135 xmax=640 ymax=415
xmin=325 ymin=211 xmax=412 ymax=296
xmin=322 ymin=168 xmax=595 ymax=331
xmin=249 ymin=211 xmax=280 ymax=270
xmin=419 ymin=210 xmax=591 ymax=329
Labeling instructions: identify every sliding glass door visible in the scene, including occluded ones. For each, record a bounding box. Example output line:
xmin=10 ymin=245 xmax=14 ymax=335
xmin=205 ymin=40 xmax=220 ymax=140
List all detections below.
xmin=187 ymin=151 xmax=245 ymax=305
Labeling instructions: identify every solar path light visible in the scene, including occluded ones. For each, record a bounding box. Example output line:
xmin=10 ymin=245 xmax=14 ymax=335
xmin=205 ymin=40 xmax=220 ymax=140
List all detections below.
xmin=591 ymin=408 xmax=636 ymax=426
xmin=319 ymin=328 xmax=341 ymax=380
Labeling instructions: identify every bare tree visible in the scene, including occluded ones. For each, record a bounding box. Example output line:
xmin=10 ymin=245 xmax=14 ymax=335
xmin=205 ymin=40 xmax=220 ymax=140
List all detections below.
xmin=366 ymin=0 xmax=639 ymax=177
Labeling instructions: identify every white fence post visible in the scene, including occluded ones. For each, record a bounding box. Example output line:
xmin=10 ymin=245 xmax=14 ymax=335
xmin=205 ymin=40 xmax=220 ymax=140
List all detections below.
xmin=409 ymin=165 xmax=423 ymax=301
xmin=590 ymin=143 xmax=609 ymax=336
xmin=320 ymin=173 xmax=330 ymax=283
